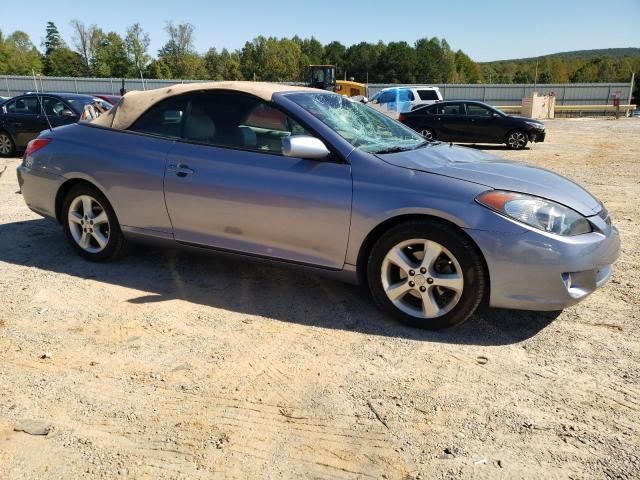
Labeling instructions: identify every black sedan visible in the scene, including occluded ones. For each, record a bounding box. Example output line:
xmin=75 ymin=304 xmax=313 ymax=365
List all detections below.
xmin=398 ymin=100 xmax=546 ymax=149
xmin=0 ymin=93 xmax=111 ymax=157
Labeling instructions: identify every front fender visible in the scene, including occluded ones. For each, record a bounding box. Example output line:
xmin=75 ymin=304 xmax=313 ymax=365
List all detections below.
xmin=345 ymin=152 xmax=528 ymax=266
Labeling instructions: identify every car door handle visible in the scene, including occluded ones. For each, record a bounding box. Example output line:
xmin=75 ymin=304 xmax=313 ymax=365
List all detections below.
xmin=168 ymin=163 xmax=194 ymax=177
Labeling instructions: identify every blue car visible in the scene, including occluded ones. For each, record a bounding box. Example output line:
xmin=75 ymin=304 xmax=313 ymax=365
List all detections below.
xmin=16 ymin=82 xmax=620 ymax=329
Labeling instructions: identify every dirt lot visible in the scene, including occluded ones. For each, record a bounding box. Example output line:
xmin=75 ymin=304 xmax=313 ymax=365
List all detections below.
xmin=0 ymin=118 xmax=638 ymax=479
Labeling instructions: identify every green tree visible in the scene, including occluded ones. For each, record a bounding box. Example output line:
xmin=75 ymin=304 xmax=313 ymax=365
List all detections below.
xmin=414 ymin=37 xmax=455 ymax=83
xmin=46 ymin=48 xmax=85 ymax=76
xmin=157 ymin=21 xmax=206 ymax=78
xmin=239 ymin=36 xmax=264 ymax=80
xmin=94 ymin=32 xmax=132 ymax=77
xmin=322 ymin=41 xmax=346 ymax=78
xmin=42 ymin=22 xmax=76 ymax=76
xmin=377 ymin=41 xmax=415 ymax=83
xmin=204 ymin=48 xmax=243 ymax=80
xmin=344 ymin=42 xmax=384 ymax=83
xmin=0 ymin=31 xmax=6 ymax=74
xmin=43 ymin=22 xmax=64 ymax=56
xmin=125 ymin=23 xmax=151 ymax=80
xmin=537 ymin=69 xmax=553 ymax=83
xmin=146 ymin=58 xmax=173 ymax=79
xmin=454 ymin=50 xmax=482 ymax=83
xmin=239 ymin=36 xmax=304 ymax=81
xmin=0 ymin=31 xmax=42 ymax=75
xmin=261 ymin=37 xmax=304 ymax=81
xmin=70 ymin=20 xmax=102 ymax=75
xmin=513 ymin=69 xmax=531 ymax=83
xmin=300 ymin=37 xmax=324 ymax=65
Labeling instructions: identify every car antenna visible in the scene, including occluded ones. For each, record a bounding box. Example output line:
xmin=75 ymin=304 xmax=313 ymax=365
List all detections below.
xmin=32 ymin=69 xmax=53 ymax=131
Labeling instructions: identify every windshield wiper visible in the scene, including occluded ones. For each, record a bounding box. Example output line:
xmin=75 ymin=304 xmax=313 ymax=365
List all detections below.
xmin=373 ymin=141 xmax=433 ymax=154
xmin=372 ymin=146 xmax=413 ymax=154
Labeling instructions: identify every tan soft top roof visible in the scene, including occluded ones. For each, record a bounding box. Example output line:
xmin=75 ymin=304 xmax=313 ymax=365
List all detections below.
xmin=92 ymin=81 xmax=319 ymax=130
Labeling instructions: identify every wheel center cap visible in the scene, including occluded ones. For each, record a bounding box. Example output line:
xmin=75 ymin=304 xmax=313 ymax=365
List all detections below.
xmin=414 ymin=274 xmax=426 ymax=286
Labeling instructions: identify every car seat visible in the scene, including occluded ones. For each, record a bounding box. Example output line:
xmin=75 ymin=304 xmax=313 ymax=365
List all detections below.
xmin=184 ymin=107 xmax=216 ymax=143
xmin=233 ymin=126 xmax=257 ymax=148
xmin=44 ymin=102 xmax=57 ymax=116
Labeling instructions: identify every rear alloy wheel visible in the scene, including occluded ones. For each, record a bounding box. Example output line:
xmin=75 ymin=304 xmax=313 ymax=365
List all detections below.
xmin=419 ymin=127 xmax=436 ymax=141
xmin=63 ymin=185 xmax=128 ymax=261
xmin=0 ymin=132 xmax=15 ymax=157
xmin=506 ymin=130 xmax=528 ymax=149
xmin=367 ymin=219 xmax=486 ymax=329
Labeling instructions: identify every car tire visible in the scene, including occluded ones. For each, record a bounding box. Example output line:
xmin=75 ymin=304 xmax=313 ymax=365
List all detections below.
xmin=419 ymin=127 xmax=436 ymax=141
xmin=367 ymin=219 xmax=486 ymax=330
xmin=0 ymin=131 xmax=16 ymax=157
xmin=62 ymin=184 xmax=129 ymax=262
xmin=506 ymin=129 xmax=528 ymax=150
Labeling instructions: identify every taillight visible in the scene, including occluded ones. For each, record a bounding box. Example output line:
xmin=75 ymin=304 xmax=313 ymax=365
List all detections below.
xmin=24 ymin=138 xmax=52 ymax=159
xmin=398 ymin=114 xmax=407 ymax=122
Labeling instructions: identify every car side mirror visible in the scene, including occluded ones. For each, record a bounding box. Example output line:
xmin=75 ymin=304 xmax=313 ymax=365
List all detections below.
xmin=60 ymin=109 xmax=76 ymax=118
xmin=491 ymin=112 xmax=500 ymax=119
xmin=282 ymin=136 xmax=330 ymax=160
xmin=163 ymin=110 xmax=183 ymax=124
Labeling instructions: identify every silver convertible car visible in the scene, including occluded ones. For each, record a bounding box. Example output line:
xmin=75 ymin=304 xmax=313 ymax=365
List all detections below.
xmin=17 ymin=82 xmax=620 ymax=329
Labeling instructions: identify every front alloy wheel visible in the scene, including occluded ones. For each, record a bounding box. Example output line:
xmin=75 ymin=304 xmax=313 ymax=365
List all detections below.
xmin=506 ymin=130 xmax=528 ymax=149
xmin=368 ymin=219 xmax=486 ymax=329
xmin=381 ymin=239 xmax=463 ymax=318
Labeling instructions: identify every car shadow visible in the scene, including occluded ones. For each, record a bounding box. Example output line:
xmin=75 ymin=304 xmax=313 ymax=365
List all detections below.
xmin=0 ymin=218 xmax=560 ymax=346
xmin=463 ymin=144 xmax=531 ymax=151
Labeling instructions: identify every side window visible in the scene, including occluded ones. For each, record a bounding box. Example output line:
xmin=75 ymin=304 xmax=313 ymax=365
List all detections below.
xmin=440 ymin=103 xmax=464 ymax=115
xmin=42 ymin=97 xmax=69 ymax=117
xmin=182 ymin=93 xmax=309 ymax=154
xmin=4 ymin=99 xmax=17 ymax=113
xmin=466 ymin=104 xmax=492 ymax=116
xmin=418 ymin=90 xmax=439 ymax=101
xmin=129 ymin=97 xmax=188 ymax=138
xmin=378 ymin=91 xmax=396 ymax=104
xmin=244 ymin=103 xmax=288 ymax=131
xmin=6 ymin=97 xmax=39 ymax=114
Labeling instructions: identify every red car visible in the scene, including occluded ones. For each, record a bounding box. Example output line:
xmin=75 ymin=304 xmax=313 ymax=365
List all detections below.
xmin=96 ymin=95 xmax=122 ymax=106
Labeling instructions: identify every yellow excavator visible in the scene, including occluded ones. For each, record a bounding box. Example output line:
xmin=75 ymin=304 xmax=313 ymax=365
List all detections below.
xmin=308 ymin=65 xmax=368 ymax=98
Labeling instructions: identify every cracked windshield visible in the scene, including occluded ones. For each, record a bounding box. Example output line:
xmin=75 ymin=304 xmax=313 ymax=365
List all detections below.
xmin=289 ymin=93 xmax=426 ymax=154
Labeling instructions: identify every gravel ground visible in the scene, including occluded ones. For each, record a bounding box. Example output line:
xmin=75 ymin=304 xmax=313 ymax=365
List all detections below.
xmin=0 ymin=118 xmax=638 ymax=479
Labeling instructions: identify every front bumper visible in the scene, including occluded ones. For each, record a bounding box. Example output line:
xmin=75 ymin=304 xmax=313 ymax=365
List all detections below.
xmin=529 ymin=130 xmax=546 ymax=142
xmin=465 ymin=222 xmax=620 ymax=311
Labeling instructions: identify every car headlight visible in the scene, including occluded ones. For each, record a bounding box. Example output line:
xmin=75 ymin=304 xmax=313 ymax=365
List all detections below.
xmin=525 ymin=121 xmax=544 ymax=129
xmin=476 ymin=190 xmax=592 ymax=236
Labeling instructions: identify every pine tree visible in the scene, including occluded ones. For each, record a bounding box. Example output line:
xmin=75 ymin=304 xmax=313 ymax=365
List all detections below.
xmin=44 ymin=22 xmax=64 ymax=56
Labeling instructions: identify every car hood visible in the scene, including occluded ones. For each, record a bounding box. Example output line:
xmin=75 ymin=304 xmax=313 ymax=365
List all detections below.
xmin=378 ymin=143 xmax=601 ymax=216
xmin=508 ymin=115 xmax=541 ymax=123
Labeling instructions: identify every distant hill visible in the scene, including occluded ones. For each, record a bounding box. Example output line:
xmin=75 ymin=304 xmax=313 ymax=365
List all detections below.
xmin=479 ymin=48 xmax=640 ymax=85
xmin=483 ymin=48 xmax=640 ymax=64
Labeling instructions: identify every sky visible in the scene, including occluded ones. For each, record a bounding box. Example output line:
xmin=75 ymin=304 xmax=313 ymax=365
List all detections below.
xmin=1 ymin=0 xmax=639 ymax=62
